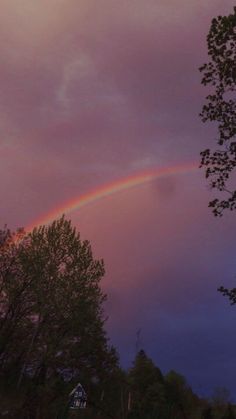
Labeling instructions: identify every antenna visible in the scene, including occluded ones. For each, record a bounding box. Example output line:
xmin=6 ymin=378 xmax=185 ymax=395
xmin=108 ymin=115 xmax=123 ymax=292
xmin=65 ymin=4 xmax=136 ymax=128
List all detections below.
xmin=135 ymin=328 xmax=141 ymax=355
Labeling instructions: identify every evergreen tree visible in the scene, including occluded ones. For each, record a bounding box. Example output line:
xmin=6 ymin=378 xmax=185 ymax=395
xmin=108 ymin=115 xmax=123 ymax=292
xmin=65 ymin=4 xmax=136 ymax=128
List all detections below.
xmin=128 ymin=350 xmax=166 ymax=419
xmin=165 ymin=370 xmax=200 ymax=419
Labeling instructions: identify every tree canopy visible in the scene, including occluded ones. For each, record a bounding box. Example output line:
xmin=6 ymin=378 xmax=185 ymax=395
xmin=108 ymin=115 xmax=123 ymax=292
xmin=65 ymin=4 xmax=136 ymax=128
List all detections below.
xmin=200 ymin=7 xmax=236 ymax=306
xmin=200 ymin=7 xmax=236 ymax=216
xmin=0 ymin=216 xmax=118 ymax=417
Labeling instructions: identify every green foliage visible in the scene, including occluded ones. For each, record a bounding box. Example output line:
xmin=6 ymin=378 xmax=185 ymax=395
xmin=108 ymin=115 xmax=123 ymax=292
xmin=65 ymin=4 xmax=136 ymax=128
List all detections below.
xmin=222 ymin=404 xmax=236 ymax=419
xmin=200 ymin=7 xmax=236 ymax=216
xmin=127 ymin=351 xmax=203 ymax=419
xmin=0 ymin=216 xmax=119 ymax=418
xmin=212 ymin=386 xmax=231 ymax=407
xmin=165 ymin=370 xmax=201 ymax=419
xmin=209 ymin=387 xmax=235 ymax=419
xmin=128 ymin=350 xmax=166 ymax=418
xmin=202 ymin=406 xmax=214 ymax=419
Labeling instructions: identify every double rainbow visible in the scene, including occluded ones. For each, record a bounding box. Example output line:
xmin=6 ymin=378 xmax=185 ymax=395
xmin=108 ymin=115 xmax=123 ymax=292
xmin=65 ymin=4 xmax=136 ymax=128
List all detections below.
xmin=27 ymin=162 xmax=197 ymax=232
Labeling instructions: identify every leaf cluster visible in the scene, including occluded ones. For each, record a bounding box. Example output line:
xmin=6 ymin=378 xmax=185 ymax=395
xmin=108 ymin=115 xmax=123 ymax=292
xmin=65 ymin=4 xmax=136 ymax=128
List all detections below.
xmin=200 ymin=7 xmax=236 ymax=215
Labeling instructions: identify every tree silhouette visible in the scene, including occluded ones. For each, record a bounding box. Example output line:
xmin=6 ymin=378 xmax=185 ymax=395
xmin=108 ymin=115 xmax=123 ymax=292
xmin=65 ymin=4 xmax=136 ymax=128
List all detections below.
xmin=0 ymin=216 xmax=118 ymax=418
xmin=128 ymin=350 xmax=166 ymax=419
xmin=200 ymin=7 xmax=236 ymax=216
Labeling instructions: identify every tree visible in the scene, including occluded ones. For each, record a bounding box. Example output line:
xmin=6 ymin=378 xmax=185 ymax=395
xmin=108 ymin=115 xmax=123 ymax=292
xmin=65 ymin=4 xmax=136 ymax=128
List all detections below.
xmin=128 ymin=350 xmax=166 ymax=419
xmin=223 ymin=404 xmax=236 ymax=419
xmin=200 ymin=7 xmax=236 ymax=216
xmin=165 ymin=370 xmax=200 ymax=419
xmin=127 ymin=352 xmax=201 ymax=419
xmin=209 ymin=387 xmax=234 ymax=419
xmin=0 ymin=226 xmax=29 ymax=377
xmin=212 ymin=386 xmax=231 ymax=407
xmin=202 ymin=406 xmax=214 ymax=419
xmin=0 ymin=216 xmax=118 ymax=418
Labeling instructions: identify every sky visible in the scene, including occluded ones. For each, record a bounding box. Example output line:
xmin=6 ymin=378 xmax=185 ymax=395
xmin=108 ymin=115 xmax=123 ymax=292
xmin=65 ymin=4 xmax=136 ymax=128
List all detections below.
xmin=1 ymin=0 xmax=236 ymax=399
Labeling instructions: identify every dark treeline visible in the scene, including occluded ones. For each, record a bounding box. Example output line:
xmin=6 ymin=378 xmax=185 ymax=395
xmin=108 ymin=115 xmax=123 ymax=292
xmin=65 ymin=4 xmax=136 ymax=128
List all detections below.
xmin=0 ymin=217 xmax=234 ymax=419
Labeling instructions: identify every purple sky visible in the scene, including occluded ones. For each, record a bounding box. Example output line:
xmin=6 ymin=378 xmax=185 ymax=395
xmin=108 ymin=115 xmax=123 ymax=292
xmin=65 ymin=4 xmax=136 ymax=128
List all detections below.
xmin=1 ymin=0 xmax=236 ymax=399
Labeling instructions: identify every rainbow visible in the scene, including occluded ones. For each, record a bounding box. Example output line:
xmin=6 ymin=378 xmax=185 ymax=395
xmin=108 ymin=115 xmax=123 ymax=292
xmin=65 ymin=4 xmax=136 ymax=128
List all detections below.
xmin=27 ymin=162 xmax=198 ymax=232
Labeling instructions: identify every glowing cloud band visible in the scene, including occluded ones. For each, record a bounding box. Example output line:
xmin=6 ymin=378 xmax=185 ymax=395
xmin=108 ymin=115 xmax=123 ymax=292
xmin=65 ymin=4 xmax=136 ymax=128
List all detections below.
xmin=27 ymin=162 xmax=198 ymax=232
